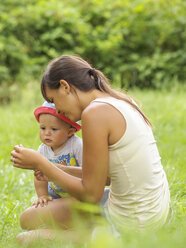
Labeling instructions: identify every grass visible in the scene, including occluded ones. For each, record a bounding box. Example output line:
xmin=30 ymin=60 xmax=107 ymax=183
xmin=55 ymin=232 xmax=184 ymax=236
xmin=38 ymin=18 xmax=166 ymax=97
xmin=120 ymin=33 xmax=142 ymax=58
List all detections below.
xmin=0 ymin=82 xmax=185 ymax=247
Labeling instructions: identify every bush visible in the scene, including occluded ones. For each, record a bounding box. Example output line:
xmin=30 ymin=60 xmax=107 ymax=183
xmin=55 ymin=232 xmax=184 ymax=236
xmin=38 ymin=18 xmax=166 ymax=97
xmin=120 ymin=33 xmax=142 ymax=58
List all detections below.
xmin=0 ymin=0 xmax=185 ymax=98
xmin=80 ymin=0 xmax=186 ymax=88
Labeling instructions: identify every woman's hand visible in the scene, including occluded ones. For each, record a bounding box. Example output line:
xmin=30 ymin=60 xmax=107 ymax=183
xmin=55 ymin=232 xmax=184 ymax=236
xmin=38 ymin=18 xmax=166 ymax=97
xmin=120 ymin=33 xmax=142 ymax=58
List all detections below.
xmin=31 ymin=195 xmax=53 ymax=208
xmin=10 ymin=145 xmax=43 ymax=170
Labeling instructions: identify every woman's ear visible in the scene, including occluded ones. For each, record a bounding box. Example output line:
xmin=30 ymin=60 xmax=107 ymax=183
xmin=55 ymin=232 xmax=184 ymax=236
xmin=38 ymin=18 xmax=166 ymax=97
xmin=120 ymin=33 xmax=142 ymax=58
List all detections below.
xmin=59 ymin=80 xmax=71 ymax=94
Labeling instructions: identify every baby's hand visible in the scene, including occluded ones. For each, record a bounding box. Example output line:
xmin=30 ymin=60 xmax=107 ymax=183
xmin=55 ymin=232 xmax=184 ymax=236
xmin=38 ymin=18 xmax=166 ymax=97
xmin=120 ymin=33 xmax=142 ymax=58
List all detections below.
xmin=32 ymin=195 xmax=53 ymax=208
xmin=34 ymin=170 xmax=49 ymax=181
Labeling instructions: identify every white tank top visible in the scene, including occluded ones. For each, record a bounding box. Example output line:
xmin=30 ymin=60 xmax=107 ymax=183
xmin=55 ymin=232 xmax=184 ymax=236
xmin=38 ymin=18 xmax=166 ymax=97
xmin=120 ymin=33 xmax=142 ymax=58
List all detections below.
xmin=93 ymin=97 xmax=170 ymax=230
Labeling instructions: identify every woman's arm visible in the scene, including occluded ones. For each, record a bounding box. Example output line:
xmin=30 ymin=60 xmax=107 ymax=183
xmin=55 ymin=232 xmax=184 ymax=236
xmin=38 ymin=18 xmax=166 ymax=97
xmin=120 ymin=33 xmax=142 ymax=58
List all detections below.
xmin=54 ymin=103 xmax=110 ymax=202
xmin=11 ymin=103 xmax=116 ymax=202
xmin=53 ymin=164 xmax=110 ymax=185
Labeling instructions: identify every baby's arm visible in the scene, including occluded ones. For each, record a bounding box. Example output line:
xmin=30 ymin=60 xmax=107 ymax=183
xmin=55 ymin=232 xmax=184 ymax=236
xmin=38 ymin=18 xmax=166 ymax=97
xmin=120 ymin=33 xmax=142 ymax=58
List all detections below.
xmin=54 ymin=163 xmax=82 ymax=178
xmin=32 ymin=176 xmax=52 ymax=208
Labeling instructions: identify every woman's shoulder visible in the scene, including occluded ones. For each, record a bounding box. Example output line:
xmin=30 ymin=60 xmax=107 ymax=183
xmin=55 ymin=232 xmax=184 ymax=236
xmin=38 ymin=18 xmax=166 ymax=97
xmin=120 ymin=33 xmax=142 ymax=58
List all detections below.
xmin=83 ymin=97 xmax=118 ymax=114
xmin=82 ymin=99 xmax=113 ymax=124
xmin=81 ymin=97 xmax=126 ymax=146
xmin=81 ymin=97 xmax=126 ymax=135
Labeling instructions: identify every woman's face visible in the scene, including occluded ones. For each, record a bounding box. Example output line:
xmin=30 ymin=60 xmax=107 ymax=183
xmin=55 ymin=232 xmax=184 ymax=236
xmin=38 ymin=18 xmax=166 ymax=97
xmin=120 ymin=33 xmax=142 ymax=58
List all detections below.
xmin=45 ymin=83 xmax=82 ymax=122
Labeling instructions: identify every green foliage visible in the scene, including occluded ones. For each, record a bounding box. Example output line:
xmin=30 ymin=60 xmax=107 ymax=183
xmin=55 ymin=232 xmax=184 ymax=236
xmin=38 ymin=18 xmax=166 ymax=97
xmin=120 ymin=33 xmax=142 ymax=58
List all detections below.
xmin=0 ymin=0 xmax=185 ymax=97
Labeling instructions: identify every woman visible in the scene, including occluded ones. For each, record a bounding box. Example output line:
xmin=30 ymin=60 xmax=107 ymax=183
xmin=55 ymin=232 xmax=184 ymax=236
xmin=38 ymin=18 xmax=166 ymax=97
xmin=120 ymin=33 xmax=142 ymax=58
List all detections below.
xmin=11 ymin=55 xmax=170 ymax=243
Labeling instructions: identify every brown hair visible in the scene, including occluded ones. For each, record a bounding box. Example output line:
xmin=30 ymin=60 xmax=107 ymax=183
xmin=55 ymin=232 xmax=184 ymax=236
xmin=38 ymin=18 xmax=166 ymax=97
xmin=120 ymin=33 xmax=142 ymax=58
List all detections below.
xmin=41 ymin=55 xmax=151 ymax=126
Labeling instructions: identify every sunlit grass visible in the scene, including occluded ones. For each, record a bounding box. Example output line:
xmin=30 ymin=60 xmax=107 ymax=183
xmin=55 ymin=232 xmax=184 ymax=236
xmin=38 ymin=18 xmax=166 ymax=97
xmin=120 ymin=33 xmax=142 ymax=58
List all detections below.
xmin=0 ymin=83 xmax=185 ymax=247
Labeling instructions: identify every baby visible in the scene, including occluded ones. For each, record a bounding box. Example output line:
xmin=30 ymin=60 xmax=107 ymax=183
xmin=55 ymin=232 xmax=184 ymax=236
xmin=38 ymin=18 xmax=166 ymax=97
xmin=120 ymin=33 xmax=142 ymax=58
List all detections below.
xmin=32 ymin=101 xmax=82 ymax=207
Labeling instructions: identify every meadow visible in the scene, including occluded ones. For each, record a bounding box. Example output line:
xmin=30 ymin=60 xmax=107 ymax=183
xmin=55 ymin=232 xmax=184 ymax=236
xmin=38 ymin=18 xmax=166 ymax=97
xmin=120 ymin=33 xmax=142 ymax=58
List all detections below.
xmin=0 ymin=82 xmax=185 ymax=247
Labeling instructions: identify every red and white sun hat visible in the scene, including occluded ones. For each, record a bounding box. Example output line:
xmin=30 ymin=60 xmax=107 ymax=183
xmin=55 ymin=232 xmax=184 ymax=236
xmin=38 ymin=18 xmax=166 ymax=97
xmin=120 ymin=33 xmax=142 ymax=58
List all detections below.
xmin=34 ymin=101 xmax=81 ymax=132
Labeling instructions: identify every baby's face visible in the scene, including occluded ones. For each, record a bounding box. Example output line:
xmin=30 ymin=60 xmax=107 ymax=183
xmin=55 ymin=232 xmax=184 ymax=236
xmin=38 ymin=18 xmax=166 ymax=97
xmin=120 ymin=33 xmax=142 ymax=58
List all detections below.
xmin=39 ymin=114 xmax=71 ymax=153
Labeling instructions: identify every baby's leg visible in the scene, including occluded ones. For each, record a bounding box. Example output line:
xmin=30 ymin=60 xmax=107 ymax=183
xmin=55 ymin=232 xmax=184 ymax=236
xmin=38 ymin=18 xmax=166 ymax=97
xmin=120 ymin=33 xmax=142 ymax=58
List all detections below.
xmin=20 ymin=197 xmax=78 ymax=230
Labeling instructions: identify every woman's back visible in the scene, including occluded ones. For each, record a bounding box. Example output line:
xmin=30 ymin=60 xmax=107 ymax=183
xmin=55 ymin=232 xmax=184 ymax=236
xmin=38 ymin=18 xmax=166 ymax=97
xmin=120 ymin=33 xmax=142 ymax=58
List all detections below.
xmin=93 ymin=97 xmax=170 ymax=230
